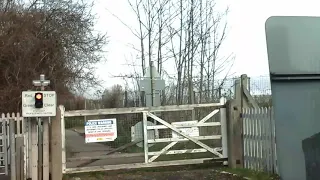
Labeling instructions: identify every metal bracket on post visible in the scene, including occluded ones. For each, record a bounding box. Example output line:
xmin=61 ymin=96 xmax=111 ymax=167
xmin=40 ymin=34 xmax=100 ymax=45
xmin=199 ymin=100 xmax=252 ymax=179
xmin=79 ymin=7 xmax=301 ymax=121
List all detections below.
xmin=32 ymin=74 xmax=50 ymax=88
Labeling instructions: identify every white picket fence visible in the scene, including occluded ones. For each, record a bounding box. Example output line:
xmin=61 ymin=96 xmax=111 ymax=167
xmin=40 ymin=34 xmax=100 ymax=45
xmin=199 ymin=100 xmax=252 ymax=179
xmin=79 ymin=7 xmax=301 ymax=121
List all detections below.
xmin=242 ymin=107 xmax=278 ymax=174
xmin=0 ymin=113 xmax=27 ymax=179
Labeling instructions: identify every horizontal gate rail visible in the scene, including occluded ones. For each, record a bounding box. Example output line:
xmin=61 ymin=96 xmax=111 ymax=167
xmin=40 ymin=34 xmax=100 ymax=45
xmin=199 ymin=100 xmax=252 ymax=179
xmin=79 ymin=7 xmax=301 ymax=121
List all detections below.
xmin=147 ymin=136 xmax=222 ymax=143
xmin=147 ymin=122 xmax=221 ymax=130
xmin=65 ymin=158 xmax=214 ymax=174
xmin=64 ymin=103 xmax=223 ymax=117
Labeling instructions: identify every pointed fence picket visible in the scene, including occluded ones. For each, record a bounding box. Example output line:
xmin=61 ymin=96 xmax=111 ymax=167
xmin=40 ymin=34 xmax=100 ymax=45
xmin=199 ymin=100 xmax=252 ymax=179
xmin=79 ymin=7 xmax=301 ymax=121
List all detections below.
xmin=242 ymin=107 xmax=278 ymax=174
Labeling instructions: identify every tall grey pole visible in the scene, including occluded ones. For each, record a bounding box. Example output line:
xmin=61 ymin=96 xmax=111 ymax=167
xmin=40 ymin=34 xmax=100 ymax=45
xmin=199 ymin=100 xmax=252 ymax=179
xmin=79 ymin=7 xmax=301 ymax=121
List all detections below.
xmin=41 ymin=1 xmax=48 ymax=176
xmin=84 ymin=99 xmax=87 ymax=122
xmin=41 ymin=3 xmax=50 ymax=176
xmin=149 ymin=61 xmax=154 ymax=106
xmin=38 ymin=75 xmax=45 ymax=179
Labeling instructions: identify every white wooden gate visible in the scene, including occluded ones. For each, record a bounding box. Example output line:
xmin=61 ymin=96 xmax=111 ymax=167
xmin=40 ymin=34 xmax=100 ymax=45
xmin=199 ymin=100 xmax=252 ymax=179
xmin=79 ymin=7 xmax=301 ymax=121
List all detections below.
xmin=63 ymin=98 xmax=228 ymax=174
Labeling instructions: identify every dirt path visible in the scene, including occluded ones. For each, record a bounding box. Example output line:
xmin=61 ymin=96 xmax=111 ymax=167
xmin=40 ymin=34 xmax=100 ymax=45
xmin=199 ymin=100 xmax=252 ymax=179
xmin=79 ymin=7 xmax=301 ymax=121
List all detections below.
xmin=65 ymin=129 xmax=113 ymax=153
xmin=65 ymin=129 xmax=115 ymax=167
xmin=65 ymin=129 xmax=144 ymax=167
xmin=0 ymin=175 xmax=10 ymax=180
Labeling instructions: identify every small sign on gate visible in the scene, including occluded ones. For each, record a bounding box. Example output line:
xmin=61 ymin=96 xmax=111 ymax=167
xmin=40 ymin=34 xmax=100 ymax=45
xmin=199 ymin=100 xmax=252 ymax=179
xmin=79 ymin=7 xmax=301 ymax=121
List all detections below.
xmin=84 ymin=118 xmax=117 ymax=143
xmin=171 ymin=121 xmax=200 ymax=138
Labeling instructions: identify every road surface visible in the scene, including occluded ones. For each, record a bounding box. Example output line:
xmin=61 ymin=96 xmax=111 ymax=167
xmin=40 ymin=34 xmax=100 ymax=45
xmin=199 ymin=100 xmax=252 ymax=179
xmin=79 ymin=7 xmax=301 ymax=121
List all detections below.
xmin=0 ymin=175 xmax=10 ymax=180
xmin=65 ymin=129 xmax=144 ymax=168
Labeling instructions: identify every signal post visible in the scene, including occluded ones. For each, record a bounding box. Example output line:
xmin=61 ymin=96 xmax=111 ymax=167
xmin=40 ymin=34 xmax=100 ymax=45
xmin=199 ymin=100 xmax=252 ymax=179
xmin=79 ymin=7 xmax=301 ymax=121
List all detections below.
xmin=22 ymin=74 xmax=57 ymax=180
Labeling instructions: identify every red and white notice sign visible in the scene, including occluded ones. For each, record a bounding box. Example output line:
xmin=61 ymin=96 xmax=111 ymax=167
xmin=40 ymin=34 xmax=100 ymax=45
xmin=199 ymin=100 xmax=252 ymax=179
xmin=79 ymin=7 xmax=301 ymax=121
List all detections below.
xmin=84 ymin=118 xmax=117 ymax=143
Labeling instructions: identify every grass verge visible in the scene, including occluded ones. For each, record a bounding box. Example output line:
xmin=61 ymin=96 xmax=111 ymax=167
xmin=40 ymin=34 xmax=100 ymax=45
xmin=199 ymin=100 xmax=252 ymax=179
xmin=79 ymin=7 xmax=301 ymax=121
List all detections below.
xmin=217 ymin=167 xmax=280 ymax=180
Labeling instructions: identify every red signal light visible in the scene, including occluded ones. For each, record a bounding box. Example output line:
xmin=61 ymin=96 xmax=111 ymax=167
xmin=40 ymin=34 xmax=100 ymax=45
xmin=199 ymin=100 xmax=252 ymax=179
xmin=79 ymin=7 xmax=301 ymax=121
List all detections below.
xmin=36 ymin=93 xmax=42 ymax=100
xmin=35 ymin=92 xmax=43 ymax=108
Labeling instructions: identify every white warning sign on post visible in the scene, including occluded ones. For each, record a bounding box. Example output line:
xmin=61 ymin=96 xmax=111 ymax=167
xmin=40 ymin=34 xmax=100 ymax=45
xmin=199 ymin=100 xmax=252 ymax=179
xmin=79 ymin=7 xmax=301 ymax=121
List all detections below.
xmin=84 ymin=118 xmax=117 ymax=143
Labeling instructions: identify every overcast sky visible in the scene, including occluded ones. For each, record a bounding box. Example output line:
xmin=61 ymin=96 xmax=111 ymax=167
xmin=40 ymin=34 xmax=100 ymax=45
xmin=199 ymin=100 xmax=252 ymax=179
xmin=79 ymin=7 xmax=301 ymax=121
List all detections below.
xmin=90 ymin=0 xmax=320 ymax=89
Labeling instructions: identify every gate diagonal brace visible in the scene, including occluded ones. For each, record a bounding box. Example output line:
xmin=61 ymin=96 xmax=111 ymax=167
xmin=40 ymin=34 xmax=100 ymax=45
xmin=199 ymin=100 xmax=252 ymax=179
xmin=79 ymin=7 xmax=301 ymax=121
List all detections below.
xmin=147 ymin=112 xmax=223 ymax=158
xmin=198 ymin=109 xmax=219 ymax=124
xmin=148 ymin=142 xmax=177 ymax=163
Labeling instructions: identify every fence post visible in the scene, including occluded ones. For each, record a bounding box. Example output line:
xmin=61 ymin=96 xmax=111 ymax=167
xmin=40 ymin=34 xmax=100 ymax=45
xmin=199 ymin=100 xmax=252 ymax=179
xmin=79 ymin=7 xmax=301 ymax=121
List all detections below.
xmin=235 ymin=74 xmax=253 ymax=110
xmin=226 ymin=100 xmax=243 ymax=168
xmin=27 ymin=118 xmax=32 ymax=179
xmin=220 ymin=97 xmax=228 ymax=165
xmin=143 ymin=111 xmax=149 ymax=163
xmin=9 ymin=115 xmax=16 ymax=180
xmin=1 ymin=113 xmax=9 ymax=175
xmin=21 ymin=115 xmax=27 ymax=179
xmin=38 ymin=118 xmax=43 ymax=180
xmin=43 ymin=117 xmax=50 ymax=180
xmin=31 ymin=117 xmax=38 ymax=180
xmin=16 ymin=136 xmax=24 ymax=180
xmin=51 ymin=105 xmax=63 ymax=180
xmin=61 ymin=106 xmax=66 ymax=173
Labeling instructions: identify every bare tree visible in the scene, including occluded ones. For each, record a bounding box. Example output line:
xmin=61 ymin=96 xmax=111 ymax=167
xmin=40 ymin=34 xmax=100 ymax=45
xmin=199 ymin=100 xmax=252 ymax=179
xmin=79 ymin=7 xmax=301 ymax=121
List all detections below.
xmin=169 ymin=0 xmax=233 ymax=104
xmin=0 ymin=0 xmax=107 ymax=112
xmin=113 ymin=0 xmax=233 ymax=105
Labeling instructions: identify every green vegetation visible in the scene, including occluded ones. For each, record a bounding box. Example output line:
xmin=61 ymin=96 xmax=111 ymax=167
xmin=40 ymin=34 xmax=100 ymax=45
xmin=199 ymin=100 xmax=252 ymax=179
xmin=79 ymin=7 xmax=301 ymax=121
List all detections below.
xmin=218 ymin=167 xmax=280 ymax=180
xmin=64 ymin=115 xmax=102 ymax=129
